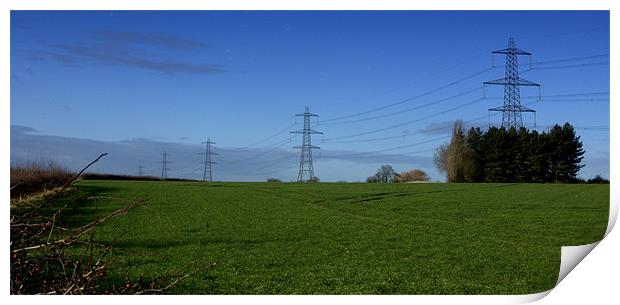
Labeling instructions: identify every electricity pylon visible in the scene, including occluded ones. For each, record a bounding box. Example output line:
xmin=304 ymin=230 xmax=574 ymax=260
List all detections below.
xmin=484 ymin=37 xmax=540 ymax=129
xmin=160 ymin=152 xmax=170 ymax=180
xmin=291 ymin=107 xmax=323 ymax=182
xmin=201 ymin=138 xmax=217 ymax=182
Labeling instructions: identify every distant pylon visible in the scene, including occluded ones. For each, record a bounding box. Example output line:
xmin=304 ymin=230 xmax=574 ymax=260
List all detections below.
xmin=484 ymin=37 xmax=540 ymax=129
xmin=137 ymin=164 xmax=143 ymax=176
xmin=291 ymin=107 xmax=323 ymax=182
xmin=160 ymin=152 xmax=170 ymax=180
xmin=201 ymin=138 xmax=217 ymax=182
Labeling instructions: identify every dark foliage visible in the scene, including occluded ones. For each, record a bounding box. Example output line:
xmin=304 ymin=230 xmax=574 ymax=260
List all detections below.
xmin=587 ymin=174 xmax=610 ymax=184
xmin=439 ymin=122 xmax=585 ymax=183
xmin=367 ymin=165 xmax=399 ymax=183
xmin=80 ymin=173 xmax=194 ymax=182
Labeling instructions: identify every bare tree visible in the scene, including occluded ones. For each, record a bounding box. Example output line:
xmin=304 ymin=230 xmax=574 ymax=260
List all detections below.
xmin=434 ymin=143 xmax=449 ymax=175
xmin=435 ymin=120 xmax=477 ymax=182
xmin=447 ymin=120 xmax=467 ymax=182
xmin=367 ymin=165 xmax=398 ymax=183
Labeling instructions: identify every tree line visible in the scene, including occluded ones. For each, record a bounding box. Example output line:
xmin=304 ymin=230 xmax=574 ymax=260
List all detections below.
xmin=434 ymin=121 xmax=586 ymax=183
xmin=366 ymin=165 xmax=430 ymax=183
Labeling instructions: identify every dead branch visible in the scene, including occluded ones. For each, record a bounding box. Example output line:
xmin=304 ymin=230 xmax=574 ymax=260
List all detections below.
xmin=11 ymin=201 xmax=144 ymax=254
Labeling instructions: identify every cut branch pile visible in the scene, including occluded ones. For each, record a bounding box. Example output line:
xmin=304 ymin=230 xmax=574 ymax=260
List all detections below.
xmin=10 ymin=153 xmax=194 ymax=294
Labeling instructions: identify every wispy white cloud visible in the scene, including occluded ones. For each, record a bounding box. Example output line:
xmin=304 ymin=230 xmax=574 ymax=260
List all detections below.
xmin=93 ymin=30 xmax=209 ymax=50
xmin=27 ymin=30 xmax=224 ymax=74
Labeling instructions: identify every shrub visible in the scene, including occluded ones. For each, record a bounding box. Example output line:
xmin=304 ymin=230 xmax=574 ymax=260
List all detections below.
xmin=10 ymin=161 xmax=73 ymax=199
xmin=587 ymin=174 xmax=610 ymax=184
xmin=81 ymin=173 xmax=168 ymax=181
xmin=266 ymin=178 xmax=282 ymax=182
xmin=307 ymin=177 xmax=320 ymax=183
xmin=395 ymin=169 xmax=430 ymax=183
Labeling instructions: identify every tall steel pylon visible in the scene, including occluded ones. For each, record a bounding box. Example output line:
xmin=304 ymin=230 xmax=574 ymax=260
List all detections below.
xmin=484 ymin=37 xmax=540 ymax=129
xmin=201 ymin=138 xmax=217 ymax=182
xmin=291 ymin=107 xmax=323 ymax=182
xmin=160 ymin=152 xmax=170 ymax=180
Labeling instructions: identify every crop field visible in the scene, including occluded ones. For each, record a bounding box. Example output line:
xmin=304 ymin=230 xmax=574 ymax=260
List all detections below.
xmin=58 ymin=180 xmax=609 ymax=294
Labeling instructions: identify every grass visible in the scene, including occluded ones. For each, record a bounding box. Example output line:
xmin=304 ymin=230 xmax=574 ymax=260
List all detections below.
xmin=57 ymin=180 xmax=608 ymax=294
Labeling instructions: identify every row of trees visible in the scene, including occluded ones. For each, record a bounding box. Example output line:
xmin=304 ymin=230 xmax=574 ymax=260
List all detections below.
xmin=366 ymin=165 xmax=430 ymax=183
xmin=434 ymin=121 xmax=586 ymax=183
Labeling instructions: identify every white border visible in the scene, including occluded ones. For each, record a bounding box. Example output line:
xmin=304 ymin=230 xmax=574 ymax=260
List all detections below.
xmin=2 ymin=1 xmax=617 ymax=304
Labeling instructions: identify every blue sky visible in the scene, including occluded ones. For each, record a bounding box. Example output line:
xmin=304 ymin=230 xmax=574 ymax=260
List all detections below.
xmin=10 ymin=10 xmax=610 ymax=181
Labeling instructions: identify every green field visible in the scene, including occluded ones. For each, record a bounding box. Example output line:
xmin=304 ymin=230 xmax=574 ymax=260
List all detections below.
xmin=60 ymin=180 xmax=608 ymax=294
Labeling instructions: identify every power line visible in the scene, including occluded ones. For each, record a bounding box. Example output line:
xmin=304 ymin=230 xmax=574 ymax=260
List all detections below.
xmin=325 ymin=112 xmax=489 ymax=144
xmin=317 ymin=53 xmax=606 ymax=127
xmin=322 ymin=113 xmax=506 ymax=160
xmin=218 ymin=153 xmax=298 ymax=177
xmin=321 ymin=86 xmax=482 ymax=126
xmin=531 ymin=53 xmax=609 ymax=66
xmin=527 ymin=91 xmax=608 ymax=98
xmin=538 ymin=98 xmax=609 ymax=103
xmin=321 ymin=68 xmax=492 ymax=123
xmin=316 ymin=52 xmax=607 ymax=126
xmin=322 ymin=105 xmax=510 ymax=153
xmin=310 ymin=60 xmax=472 ymax=111
xmin=489 ymin=53 xmax=610 ymax=71
xmin=228 ymin=122 xmax=296 ymax=151
xmin=322 ymin=54 xmax=609 ymax=125
xmin=528 ymin=125 xmax=609 ymax=131
xmin=224 ymin=137 xmax=291 ymax=164
xmin=523 ymin=61 xmax=609 ymax=71
xmin=486 ymin=92 xmax=609 ymax=102
xmin=325 ymin=89 xmax=607 ymax=145
xmin=487 ymin=91 xmax=610 ymax=100
xmin=491 ymin=53 xmax=610 ymax=69
xmin=397 ymin=147 xmax=444 ymax=157
xmin=315 ymin=96 xmax=606 ymax=167
xmin=325 ymin=97 xmax=486 ymax=142
xmin=324 ymin=135 xmax=450 ymax=159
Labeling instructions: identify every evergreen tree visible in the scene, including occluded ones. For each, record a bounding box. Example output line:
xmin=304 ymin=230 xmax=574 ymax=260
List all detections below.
xmin=435 ymin=121 xmax=585 ymax=183
xmin=514 ymin=127 xmax=531 ymax=182
xmin=549 ymin=123 xmax=585 ymax=182
xmin=526 ymin=130 xmax=549 ymax=183
xmin=465 ymin=127 xmax=485 ymax=182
